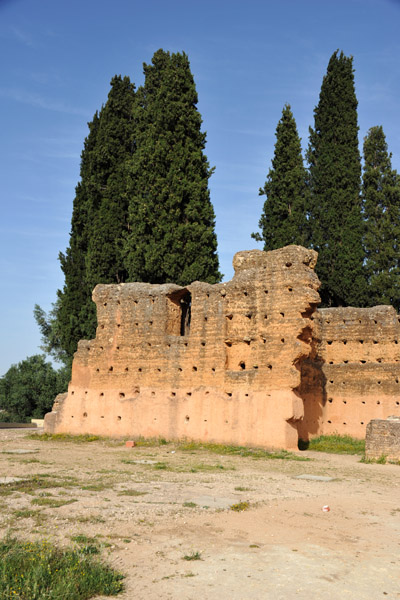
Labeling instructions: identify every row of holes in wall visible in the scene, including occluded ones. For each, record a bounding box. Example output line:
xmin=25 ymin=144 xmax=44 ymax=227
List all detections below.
xmin=324 ymin=316 xmax=400 ymax=325
xmin=326 ymin=339 xmax=398 ymax=345
xmin=93 ymin=364 xmax=272 ymax=373
xmin=328 ymin=377 xmax=400 ymax=385
xmin=97 ymin=311 xmax=287 ymax=329
xmin=72 ymin=413 xmax=236 ymax=425
xmin=326 ymin=398 xmax=400 ymax=406
xmin=71 ymin=390 xmax=252 ymax=399
xmin=87 ymin=336 xmax=279 ymax=352
xmin=326 ymin=358 xmax=397 ymax=365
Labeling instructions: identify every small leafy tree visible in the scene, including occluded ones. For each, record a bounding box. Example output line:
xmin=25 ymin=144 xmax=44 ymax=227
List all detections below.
xmin=0 ymin=355 xmax=68 ymax=422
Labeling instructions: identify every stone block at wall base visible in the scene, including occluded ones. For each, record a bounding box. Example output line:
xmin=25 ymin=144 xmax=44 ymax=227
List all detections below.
xmin=365 ymin=417 xmax=400 ymax=461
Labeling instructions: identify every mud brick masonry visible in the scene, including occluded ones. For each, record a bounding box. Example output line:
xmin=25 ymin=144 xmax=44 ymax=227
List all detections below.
xmin=45 ymin=246 xmax=400 ymax=450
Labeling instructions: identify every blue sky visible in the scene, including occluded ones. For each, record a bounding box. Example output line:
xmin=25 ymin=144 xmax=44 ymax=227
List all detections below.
xmin=1 ymin=0 xmax=400 ymax=376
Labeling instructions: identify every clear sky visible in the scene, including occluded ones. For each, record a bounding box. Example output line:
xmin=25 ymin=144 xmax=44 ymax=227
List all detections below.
xmin=1 ymin=0 xmax=400 ymax=376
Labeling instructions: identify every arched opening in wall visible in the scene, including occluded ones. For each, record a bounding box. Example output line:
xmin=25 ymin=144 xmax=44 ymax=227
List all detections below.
xmin=166 ymin=289 xmax=192 ymax=336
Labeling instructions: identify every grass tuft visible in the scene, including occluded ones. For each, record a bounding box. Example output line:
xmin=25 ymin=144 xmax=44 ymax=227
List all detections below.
xmin=299 ymin=434 xmax=365 ymax=455
xmin=0 ymin=536 xmax=124 ymax=599
xmin=230 ymin=501 xmax=250 ymax=512
xmin=28 ymin=433 xmax=102 ymax=443
xmin=182 ymin=551 xmax=202 ymax=561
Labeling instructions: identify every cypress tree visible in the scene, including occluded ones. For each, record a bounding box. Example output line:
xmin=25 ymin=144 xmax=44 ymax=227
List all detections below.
xmin=124 ymin=49 xmax=221 ymax=285
xmin=307 ymin=50 xmax=367 ymax=307
xmin=252 ymin=104 xmax=308 ymax=250
xmin=363 ymin=126 xmax=400 ymax=310
xmin=85 ymin=75 xmax=136 ymax=288
xmin=35 ymin=76 xmax=136 ymax=365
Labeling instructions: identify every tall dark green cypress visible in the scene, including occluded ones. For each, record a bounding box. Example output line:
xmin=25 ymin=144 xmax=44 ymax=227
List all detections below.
xmin=36 ymin=76 xmax=136 ymax=366
xmin=85 ymin=76 xmax=135 ymax=288
xmin=307 ymin=50 xmax=366 ymax=307
xmin=363 ymin=126 xmax=400 ymax=310
xmin=124 ymin=49 xmax=221 ymax=285
xmin=252 ymin=104 xmax=308 ymax=250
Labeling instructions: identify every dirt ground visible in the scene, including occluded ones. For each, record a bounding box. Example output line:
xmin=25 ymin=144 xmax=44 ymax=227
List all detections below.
xmin=0 ymin=428 xmax=399 ymax=600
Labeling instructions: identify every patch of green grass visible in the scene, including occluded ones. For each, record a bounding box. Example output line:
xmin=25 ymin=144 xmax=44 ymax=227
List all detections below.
xmin=0 ymin=536 xmax=124 ymax=598
xmin=188 ymin=463 xmax=232 ymax=473
xmin=178 ymin=441 xmax=309 ymax=461
xmin=234 ymin=486 xmax=252 ymax=491
xmin=183 ymin=502 xmax=197 ymax=508
xmin=81 ymin=482 xmax=112 ymax=492
xmin=31 ymin=497 xmax=78 ymax=508
xmin=230 ymin=501 xmax=250 ymax=512
xmin=0 ymin=475 xmax=78 ymax=497
xmin=182 ymin=551 xmax=202 ymax=561
xmin=299 ymin=434 xmax=365 ymax=455
xmin=117 ymin=489 xmax=148 ymax=496
xmin=360 ymin=454 xmax=388 ymax=464
xmin=153 ymin=462 xmax=168 ymax=470
xmin=74 ymin=515 xmax=106 ymax=524
xmin=28 ymin=433 xmax=102 ymax=443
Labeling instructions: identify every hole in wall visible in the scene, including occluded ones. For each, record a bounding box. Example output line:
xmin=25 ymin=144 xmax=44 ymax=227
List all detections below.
xmin=125 ymin=367 xmax=129 ymax=372
xmin=328 ymin=398 xmax=333 ymax=403
xmin=212 ymin=367 xmax=216 ymax=372
xmin=281 ymin=338 xmax=285 ymax=343
xmin=327 ymin=420 xmax=331 ymax=424
xmin=138 ymin=368 xmax=142 ymax=372
xmin=118 ymin=416 xmax=121 ymax=420
xmin=244 ymin=291 xmax=248 ymax=296
xmin=246 ymin=313 xmax=252 ymax=319
xmin=239 ymin=361 xmax=246 ymax=370
xmin=192 ymin=366 xmax=197 ymax=372
xmin=109 ymin=366 xmax=113 ymax=371
xmin=268 ymin=364 xmax=272 ymax=370
xmin=288 ymin=287 xmax=293 ymax=292
xmin=100 ymin=393 xmax=104 ymax=397
xmin=119 ymin=392 xmax=125 ymax=398
xmin=101 ymin=324 xmax=104 ymax=329
xmin=280 ymin=312 xmax=285 ymax=318
xmin=264 ymin=290 xmax=268 ymax=294
xmin=327 ymin=341 xmax=333 ymax=345
xmin=373 ymin=340 xmax=378 ymax=344
xmin=226 ymin=392 xmax=232 ymax=397
xmin=151 ymin=391 xmax=155 ymax=396
xmin=83 ymin=412 xmax=87 ymax=417
xmin=286 ymin=262 xmax=292 ymax=267
xmin=71 ymin=391 xmax=75 ymax=395
xmin=96 ymin=368 xmax=100 ymax=372
xmin=187 ymin=392 xmax=192 ymax=396
xmin=185 ymin=415 xmax=190 ymax=422
xmin=171 ymin=392 xmax=176 ymax=397
xmin=343 ymin=400 xmax=347 ymax=404
xmin=376 ymin=400 xmax=380 ymax=405
xmin=101 ymin=416 xmax=104 ymax=419
xmin=201 ymin=342 xmax=206 ymax=346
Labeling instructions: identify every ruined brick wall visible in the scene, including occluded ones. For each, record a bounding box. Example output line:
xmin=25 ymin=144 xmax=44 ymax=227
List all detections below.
xmin=365 ymin=417 xmax=400 ymax=461
xmin=298 ymin=306 xmax=400 ymax=440
xmin=45 ymin=246 xmax=320 ymax=450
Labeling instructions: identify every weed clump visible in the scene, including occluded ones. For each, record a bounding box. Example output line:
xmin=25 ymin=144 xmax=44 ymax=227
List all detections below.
xmin=299 ymin=434 xmax=365 ymax=455
xmin=0 ymin=536 xmax=124 ymax=599
xmin=230 ymin=501 xmax=250 ymax=512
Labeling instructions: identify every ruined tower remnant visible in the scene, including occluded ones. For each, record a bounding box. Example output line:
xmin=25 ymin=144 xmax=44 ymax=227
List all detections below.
xmin=45 ymin=246 xmax=320 ymax=450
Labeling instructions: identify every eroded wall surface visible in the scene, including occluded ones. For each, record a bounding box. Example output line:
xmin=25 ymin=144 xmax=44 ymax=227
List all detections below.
xmin=365 ymin=417 xmax=400 ymax=461
xmin=299 ymin=306 xmax=400 ymax=440
xmin=45 ymin=246 xmax=320 ymax=450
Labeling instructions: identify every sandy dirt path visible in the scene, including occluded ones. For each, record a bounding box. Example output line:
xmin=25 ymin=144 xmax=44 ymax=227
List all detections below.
xmin=0 ymin=428 xmax=399 ymax=599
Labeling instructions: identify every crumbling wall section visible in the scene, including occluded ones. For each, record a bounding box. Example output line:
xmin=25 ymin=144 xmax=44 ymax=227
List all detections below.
xmin=44 ymin=245 xmax=320 ymax=450
xmin=299 ymin=306 xmax=400 ymax=440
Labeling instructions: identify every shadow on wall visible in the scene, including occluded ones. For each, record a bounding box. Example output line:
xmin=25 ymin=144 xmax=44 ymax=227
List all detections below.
xmin=297 ymin=337 xmax=327 ymax=442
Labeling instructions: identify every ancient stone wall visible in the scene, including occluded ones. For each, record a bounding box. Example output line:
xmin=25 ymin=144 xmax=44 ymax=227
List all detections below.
xmin=365 ymin=417 xmax=400 ymax=461
xmin=298 ymin=306 xmax=400 ymax=440
xmin=45 ymin=246 xmax=320 ymax=450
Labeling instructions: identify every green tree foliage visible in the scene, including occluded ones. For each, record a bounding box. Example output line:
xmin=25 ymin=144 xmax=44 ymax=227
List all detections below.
xmin=35 ymin=76 xmax=136 ymax=366
xmin=363 ymin=126 xmax=400 ymax=309
xmin=35 ymin=53 xmax=221 ymax=368
xmin=307 ymin=50 xmax=367 ymax=307
xmin=0 ymin=356 xmax=68 ymax=422
xmin=252 ymin=104 xmax=308 ymax=250
xmin=124 ymin=49 xmax=221 ymax=285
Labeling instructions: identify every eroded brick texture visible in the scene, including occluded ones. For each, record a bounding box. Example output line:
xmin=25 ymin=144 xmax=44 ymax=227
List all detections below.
xmin=45 ymin=246 xmax=320 ymax=450
xmin=299 ymin=306 xmax=400 ymax=440
xmin=365 ymin=417 xmax=400 ymax=461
